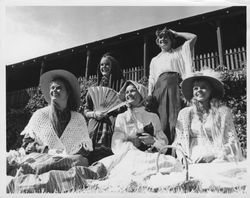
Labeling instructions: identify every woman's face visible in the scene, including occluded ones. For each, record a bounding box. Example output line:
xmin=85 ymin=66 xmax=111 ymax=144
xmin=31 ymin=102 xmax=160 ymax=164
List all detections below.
xmin=125 ymin=84 xmax=142 ymax=107
xmin=157 ymin=34 xmax=172 ymax=52
xmin=100 ymin=57 xmax=111 ymax=76
xmin=49 ymin=79 xmax=69 ymax=103
xmin=193 ymin=80 xmax=212 ymax=103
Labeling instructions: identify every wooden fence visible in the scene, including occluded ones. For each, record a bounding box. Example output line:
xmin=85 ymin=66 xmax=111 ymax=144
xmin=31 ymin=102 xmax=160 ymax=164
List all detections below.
xmin=194 ymin=46 xmax=246 ymax=71
xmin=7 ymin=47 xmax=246 ymax=109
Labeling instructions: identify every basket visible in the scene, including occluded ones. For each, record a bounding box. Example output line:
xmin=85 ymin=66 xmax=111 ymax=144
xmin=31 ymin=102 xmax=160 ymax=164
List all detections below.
xmin=155 ymin=145 xmax=189 ymax=181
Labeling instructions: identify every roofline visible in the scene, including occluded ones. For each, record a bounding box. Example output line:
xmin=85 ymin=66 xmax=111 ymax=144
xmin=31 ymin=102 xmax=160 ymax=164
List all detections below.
xmin=6 ymin=6 xmax=246 ymax=68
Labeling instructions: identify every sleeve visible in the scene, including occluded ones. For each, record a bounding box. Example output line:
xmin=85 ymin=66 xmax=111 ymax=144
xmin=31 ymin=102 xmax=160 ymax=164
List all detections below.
xmin=111 ymin=114 xmax=137 ymax=154
xmin=78 ymin=113 xmax=93 ymax=152
xmin=172 ymin=108 xmax=190 ymax=161
xmin=20 ymin=110 xmax=44 ymax=145
xmin=84 ymin=93 xmax=94 ymax=112
xmin=151 ymin=114 xmax=169 ymax=150
xmin=148 ymin=58 xmax=156 ymax=95
xmin=220 ymin=107 xmax=243 ymax=161
xmin=177 ymin=39 xmax=194 ymax=79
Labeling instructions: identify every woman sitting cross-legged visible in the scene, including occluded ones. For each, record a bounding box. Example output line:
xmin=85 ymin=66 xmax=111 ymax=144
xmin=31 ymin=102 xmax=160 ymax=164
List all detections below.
xmin=7 ymin=70 xmax=107 ymax=193
xmin=173 ymin=69 xmax=244 ymax=163
xmin=99 ymin=80 xmax=182 ymax=183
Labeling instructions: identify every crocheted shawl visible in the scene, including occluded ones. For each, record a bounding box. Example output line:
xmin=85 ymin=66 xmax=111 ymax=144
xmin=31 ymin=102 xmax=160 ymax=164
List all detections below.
xmin=21 ymin=106 xmax=93 ymax=155
xmin=173 ymin=106 xmax=243 ymax=162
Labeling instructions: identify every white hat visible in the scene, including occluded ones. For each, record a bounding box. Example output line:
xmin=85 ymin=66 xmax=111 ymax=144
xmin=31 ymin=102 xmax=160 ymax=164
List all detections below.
xmin=181 ymin=69 xmax=224 ymax=101
xmin=119 ymin=80 xmax=148 ymax=102
xmin=40 ymin=70 xmax=80 ymax=109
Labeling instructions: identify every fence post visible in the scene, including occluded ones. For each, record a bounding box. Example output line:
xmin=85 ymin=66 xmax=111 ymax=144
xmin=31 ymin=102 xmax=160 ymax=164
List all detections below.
xmin=143 ymin=35 xmax=149 ymax=77
xmin=216 ymin=20 xmax=225 ymax=66
xmin=85 ymin=50 xmax=91 ymax=80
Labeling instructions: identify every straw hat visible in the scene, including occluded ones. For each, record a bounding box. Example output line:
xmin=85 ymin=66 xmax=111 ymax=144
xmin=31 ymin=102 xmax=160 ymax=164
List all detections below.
xmin=40 ymin=69 xmax=80 ymax=109
xmin=181 ymin=69 xmax=224 ymax=101
xmin=119 ymin=80 xmax=148 ymax=102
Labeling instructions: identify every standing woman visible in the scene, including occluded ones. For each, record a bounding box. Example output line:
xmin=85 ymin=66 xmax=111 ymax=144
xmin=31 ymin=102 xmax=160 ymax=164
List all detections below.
xmin=84 ymin=53 xmax=125 ymax=165
xmin=148 ymin=27 xmax=197 ymax=144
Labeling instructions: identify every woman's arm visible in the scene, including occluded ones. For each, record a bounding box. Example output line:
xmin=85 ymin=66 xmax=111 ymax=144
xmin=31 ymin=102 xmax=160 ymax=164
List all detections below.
xmin=150 ymin=114 xmax=169 ymax=150
xmin=84 ymin=93 xmax=107 ymax=120
xmin=219 ymin=107 xmax=243 ymax=161
xmin=148 ymin=59 xmax=156 ymax=96
xmin=111 ymin=114 xmax=139 ymax=154
xmin=170 ymin=29 xmax=197 ymax=50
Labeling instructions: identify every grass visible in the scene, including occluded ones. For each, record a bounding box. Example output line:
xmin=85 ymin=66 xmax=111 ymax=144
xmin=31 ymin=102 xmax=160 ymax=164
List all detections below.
xmin=81 ymin=179 xmax=246 ymax=194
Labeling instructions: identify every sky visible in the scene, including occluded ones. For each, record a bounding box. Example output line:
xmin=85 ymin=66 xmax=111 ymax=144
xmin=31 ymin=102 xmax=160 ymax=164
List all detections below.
xmin=4 ymin=5 xmax=230 ymax=65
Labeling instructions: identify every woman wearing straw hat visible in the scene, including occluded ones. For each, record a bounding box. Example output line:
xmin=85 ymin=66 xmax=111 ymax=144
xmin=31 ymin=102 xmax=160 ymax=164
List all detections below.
xmin=148 ymin=27 xmax=197 ymax=145
xmin=7 ymin=70 xmax=108 ymax=193
xmin=99 ymin=80 xmax=182 ymax=183
xmin=173 ymin=69 xmax=243 ymax=163
xmin=20 ymin=69 xmax=93 ymax=160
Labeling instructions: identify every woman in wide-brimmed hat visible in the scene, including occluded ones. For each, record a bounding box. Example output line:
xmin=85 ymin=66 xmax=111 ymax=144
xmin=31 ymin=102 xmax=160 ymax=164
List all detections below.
xmin=7 ymin=70 xmax=108 ymax=193
xmin=21 ymin=69 xmax=93 ymax=157
xmin=172 ymin=69 xmax=243 ymax=163
xmin=148 ymin=27 xmax=197 ymax=145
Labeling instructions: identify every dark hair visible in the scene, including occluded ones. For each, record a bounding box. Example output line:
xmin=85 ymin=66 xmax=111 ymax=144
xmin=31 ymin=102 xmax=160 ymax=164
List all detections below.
xmin=97 ymin=52 xmax=125 ymax=91
xmin=155 ymin=27 xmax=177 ymax=49
xmin=50 ymin=77 xmax=77 ymax=111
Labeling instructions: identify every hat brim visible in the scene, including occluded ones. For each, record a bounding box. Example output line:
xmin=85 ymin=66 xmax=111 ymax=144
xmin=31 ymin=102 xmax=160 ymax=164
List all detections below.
xmin=181 ymin=76 xmax=224 ymax=101
xmin=119 ymin=80 xmax=148 ymax=102
xmin=40 ymin=70 xmax=80 ymax=109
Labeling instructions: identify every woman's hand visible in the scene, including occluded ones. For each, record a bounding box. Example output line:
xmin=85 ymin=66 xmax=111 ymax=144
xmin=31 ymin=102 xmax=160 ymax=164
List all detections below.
xmin=194 ymin=154 xmax=216 ymax=163
xmin=94 ymin=111 xmax=107 ymax=120
xmin=169 ymin=29 xmax=178 ymax=37
xmin=138 ymin=133 xmax=155 ymax=146
xmin=127 ymin=135 xmax=142 ymax=148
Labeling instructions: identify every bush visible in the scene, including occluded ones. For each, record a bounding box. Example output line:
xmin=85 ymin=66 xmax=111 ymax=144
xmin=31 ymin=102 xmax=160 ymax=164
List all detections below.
xmin=6 ymin=109 xmax=31 ymax=151
xmin=221 ymin=68 xmax=246 ymax=157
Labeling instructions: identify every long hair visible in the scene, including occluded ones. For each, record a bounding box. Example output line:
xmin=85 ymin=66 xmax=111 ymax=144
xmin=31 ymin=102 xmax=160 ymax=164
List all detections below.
xmin=97 ymin=52 xmax=125 ymax=91
xmin=49 ymin=77 xmax=73 ymax=137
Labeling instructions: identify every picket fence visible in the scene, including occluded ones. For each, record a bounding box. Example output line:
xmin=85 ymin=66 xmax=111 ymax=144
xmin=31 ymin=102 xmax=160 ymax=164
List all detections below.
xmin=7 ymin=47 xmax=246 ymax=109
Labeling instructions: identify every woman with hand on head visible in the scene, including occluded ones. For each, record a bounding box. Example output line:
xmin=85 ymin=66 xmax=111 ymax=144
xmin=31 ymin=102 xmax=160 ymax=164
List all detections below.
xmin=148 ymin=27 xmax=197 ymax=144
xmin=84 ymin=52 xmax=125 ymax=165
xmin=173 ymin=69 xmax=243 ymax=163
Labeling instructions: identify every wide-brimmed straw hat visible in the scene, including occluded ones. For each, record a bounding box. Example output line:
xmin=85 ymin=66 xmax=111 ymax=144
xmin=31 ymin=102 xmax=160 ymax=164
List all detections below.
xmin=40 ymin=69 xmax=80 ymax=109
xmin=119 ymin=80 xmax=148 ymax=102
xmin=181 ymin=69 xmax=224 ymax=101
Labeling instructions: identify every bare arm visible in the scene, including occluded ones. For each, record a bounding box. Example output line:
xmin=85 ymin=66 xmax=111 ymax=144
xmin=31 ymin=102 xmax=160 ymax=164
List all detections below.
xmin=170 ymin=29 xmax=197 ymax=50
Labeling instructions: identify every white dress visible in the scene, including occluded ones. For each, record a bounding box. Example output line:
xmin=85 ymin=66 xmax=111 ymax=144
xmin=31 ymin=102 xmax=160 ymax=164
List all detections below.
xmin=173 ymin=106 xmax=243 ymax=163
xmin=100 ymin=107 xmax=182 ymax=184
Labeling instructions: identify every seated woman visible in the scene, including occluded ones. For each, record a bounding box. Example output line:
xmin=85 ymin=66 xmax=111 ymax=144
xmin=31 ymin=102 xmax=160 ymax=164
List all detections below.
xmin=100 ymin=80 xmax=182 ymax=182
xmin=7 ymin=70 xmax=106 ymax=193
xmin=84 ymin=52 xmax=125 ymax=165
xmin=173 ymin=69 xmax=243 ymax=163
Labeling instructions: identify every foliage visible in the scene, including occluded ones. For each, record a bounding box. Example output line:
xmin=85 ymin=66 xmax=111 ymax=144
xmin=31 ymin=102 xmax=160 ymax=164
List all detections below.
xmin=24 ymin=88 xmax=47 ymax=114
xmin=6 ymin=109 xmax=31 ymax=151
xmin=78 ymin=76 xmax=97 ymax=114
xmin=220 ymin=68 xmax=247 ymax=157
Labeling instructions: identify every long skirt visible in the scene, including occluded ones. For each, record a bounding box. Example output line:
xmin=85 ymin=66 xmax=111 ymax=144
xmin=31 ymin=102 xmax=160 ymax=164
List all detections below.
xmin=7 ymin=152 xmax=107 ymax=193
xmin=87 ymin=117 xmax=114 ymax=165
xmin=152 ymin=72 xmax=181 ymax=144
